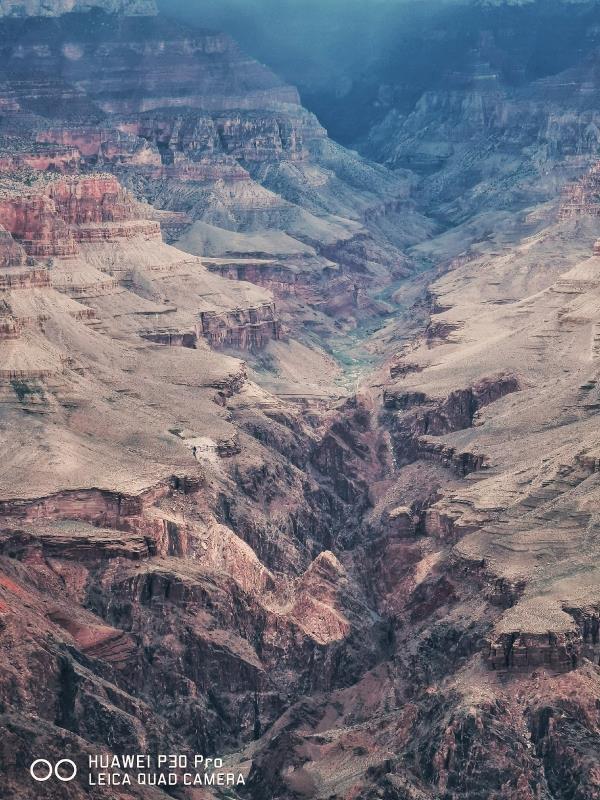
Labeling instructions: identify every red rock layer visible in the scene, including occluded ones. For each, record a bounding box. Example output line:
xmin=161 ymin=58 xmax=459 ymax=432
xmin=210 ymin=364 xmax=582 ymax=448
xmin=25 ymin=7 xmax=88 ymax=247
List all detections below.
xmin=46 ymin=175 xmax=143 ymax=225
xmin=0 ymin=175 xmax=158 ymax=256
xmin=0 ymin=145 xmax=80 ymax=173
xmin=0 ymin=194 xmax=76 ymax=257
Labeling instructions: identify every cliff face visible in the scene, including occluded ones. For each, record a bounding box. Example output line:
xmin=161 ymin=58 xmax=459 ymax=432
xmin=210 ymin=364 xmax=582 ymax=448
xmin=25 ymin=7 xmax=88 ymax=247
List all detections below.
xmin=0 ymin=4 xmax=599 ymax=800
xmin=0 ymin=224 xmax=26 ymax=266
xmin=0 ymin=173 xmax=159 ymax=255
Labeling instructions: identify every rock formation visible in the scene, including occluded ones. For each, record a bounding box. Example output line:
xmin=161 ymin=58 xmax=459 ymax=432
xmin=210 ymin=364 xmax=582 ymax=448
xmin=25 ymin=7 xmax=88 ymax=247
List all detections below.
xmin=0 ymin=6 xmax=426 ymax=385
xmin=0 ymin=2 xmax=599 ymax=800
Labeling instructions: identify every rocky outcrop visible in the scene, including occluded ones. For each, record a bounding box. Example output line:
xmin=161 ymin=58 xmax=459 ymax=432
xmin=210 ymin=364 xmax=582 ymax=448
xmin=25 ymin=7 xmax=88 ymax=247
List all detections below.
xmin=139 ymin=329 xmax=197 ymax=348
xmin=559 ymin=160 xmax=600 ymax=219
xmin=38 ymin=127 xmax=162 ymax=166
xmin=119 ymin=109 xmax=325 ymax=164
xmin=486 ymin=602 xmax=600 ymax=674
xmin=0 ymin=481 xmax=174 ymax=524
xmin=0 ymin=139 xmax=80 ymax=173
xmin=46 ymin=175 xmax=147 ymax=226
xmin=0 ymin=192 xmax=77 ymax=256
xmin=205 ymin=260 xmax=298 ymax=295
xmin=385 ymin=375 xmax=520 ymax=473
xmin=0 ymin=268 xmax=50 ymax=291
xmin=0 ymin=225 xmax=26 ymax=267
xmin=486 ymin=631 xmax=580 ymax=673
xmin=0 ymin=174 xmax=157 ymax=255
xmin=198 ymin=302 xmax=282 ymax=350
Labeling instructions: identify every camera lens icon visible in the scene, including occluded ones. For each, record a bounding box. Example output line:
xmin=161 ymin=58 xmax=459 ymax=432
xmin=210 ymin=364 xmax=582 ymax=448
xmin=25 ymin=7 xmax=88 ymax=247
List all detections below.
xmin=30 ymin=759 xmax=77 ymax=782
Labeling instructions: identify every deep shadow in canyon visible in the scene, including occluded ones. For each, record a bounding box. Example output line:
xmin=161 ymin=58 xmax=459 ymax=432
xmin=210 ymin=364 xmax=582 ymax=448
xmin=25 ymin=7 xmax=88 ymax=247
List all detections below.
xmin=158 ymin=0 xmax=600 ymax=146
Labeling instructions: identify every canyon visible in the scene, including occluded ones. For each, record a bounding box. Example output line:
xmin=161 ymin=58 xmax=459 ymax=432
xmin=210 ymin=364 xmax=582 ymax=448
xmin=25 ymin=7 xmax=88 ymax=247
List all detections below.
xmin=0 ymin=1 xmax=599 ymax=799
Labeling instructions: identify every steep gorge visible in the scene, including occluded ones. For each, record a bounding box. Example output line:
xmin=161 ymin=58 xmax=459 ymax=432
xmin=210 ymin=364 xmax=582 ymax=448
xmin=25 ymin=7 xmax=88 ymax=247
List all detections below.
xmin=0 ymin=2 xmax=600 ymax=800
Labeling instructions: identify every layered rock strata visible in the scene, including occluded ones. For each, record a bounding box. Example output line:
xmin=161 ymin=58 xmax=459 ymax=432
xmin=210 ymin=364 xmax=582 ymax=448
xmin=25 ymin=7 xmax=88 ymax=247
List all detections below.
xmin=1 ymin=4 xmax=600 ymax=800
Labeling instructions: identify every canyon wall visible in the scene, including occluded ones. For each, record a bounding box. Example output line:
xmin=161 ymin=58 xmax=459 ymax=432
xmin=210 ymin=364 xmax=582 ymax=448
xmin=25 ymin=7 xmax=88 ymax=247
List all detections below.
xmin=0 ymin=3 xmax=599 ymax=800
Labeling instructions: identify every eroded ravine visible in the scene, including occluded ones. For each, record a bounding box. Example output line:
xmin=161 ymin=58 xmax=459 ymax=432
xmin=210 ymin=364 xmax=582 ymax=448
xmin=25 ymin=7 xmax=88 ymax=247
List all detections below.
xmin=1 ymin=2 xmax=600 ymax=799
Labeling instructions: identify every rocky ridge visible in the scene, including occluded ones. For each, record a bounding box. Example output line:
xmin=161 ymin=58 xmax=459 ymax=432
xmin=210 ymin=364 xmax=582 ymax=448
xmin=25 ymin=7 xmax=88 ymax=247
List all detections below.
xmin=0 ymin=3 xmax=600 ymax=800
